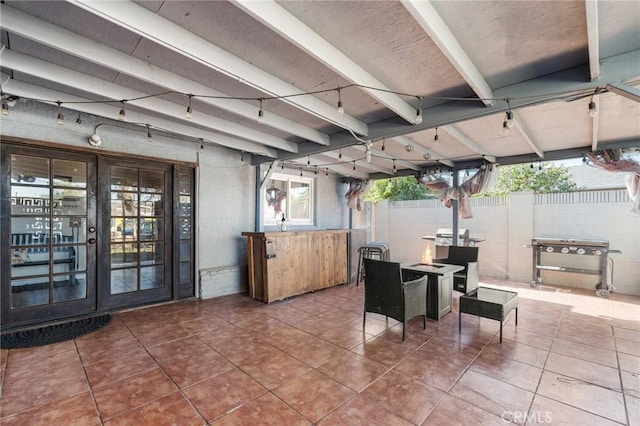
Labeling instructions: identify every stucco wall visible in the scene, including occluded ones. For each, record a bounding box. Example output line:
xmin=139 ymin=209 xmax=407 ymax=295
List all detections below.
xmin=373 ymin=190 xmax=640 ymax=296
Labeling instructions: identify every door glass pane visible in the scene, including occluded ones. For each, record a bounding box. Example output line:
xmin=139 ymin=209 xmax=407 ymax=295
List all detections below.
xmin=53 ymin=189 xmax=87 ymax=216
xmin=140 ymin=169 xmax=163 ymax=193
xmin=178 ymin=173 xmax=191 ymax=195
xmin=53 ymin=159 xmax=86 ymax=188
xmin=179 ymin=218 xmax=191 ymax=239
xmin=11 ymin=186 xmax=51 ymax=215
xmin=140 ymin=218 xmax=162 ymax=241
xmin=179 ymin=195 xmax=191 ymax=215
xmin=111 ymin=268 xmax=137 ymax=294
xmin=140 ymin=265 xmax=163 ymax=290
xmin=11 ymin=278 xmax=49 ymax=307
xmin=179 ymin=262 xmax=191 ymax=284
xmin=10 ymin=221 xmax=49 ymax=246
xmin=140 ymin=242 xmax=163 ymax=264
xmin=11 ymin=155 xmax=50 ymax=185
xmin=54 ymin=272 xmax=86 ymax=303
xmin=140 ymin=193 xmax=163 ymax=217
xmin=179 ymin=241 xmax=191 ymax=261
xmin=111 ymin=167 xmax=138 ymax=191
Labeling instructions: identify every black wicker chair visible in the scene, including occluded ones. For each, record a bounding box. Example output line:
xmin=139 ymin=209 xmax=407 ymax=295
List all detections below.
xmin=435 ymin=246 xmax=479 ymax=294
xmin=363 ymin=258 xmax=428 ymax=341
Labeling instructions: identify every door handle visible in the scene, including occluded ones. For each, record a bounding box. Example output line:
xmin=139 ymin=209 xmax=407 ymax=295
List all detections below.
xmin=88 ymin=238 xmax=96 ymax=244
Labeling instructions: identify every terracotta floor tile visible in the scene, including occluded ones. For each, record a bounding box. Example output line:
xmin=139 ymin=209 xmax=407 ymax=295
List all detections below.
xmin=179 ymin=316 xmax=237 ymax=334
xmin=393 ymin=351 xmax=467 ymax=392
xmin=626 ymin=394 xmax=640 ymax=426
xmin=545 ymin=352 xmax=621 ymax=391
xmin=92 ymin=368 xmax=177 ymax=420
xmin=347 ymin=316 xmax=393 ymax=336
xmin=317 ymin=351 xmax=388 ymax=392
xmin=0 ymin=392 xmax=99 ymax=426
xmin=0 ymin=366 xmax=90 ymax=417
xmin=619 ymin=352 xmax=640 ymax=374
xmin=317 ymin=325 xmax=375 ymax=350
xmin=146 ymin=335 xmax=213 ymax=364
xmin=483 ymin=337 xmax=548 ymax=368
xmin=529 ymin=395 xmax=621 ymax=426
xmin=500 ymin=327 xmax=554 ymax=350
xmin=133 ymin=323 xmax=192 ymax=347
xmin=450 ymin=370 xmax=534 ymax=425
xmin=316 ymin=395 xmax=412 ymax=426
xmin=316 ymin=308 xmax=362 ymax=324
xmin=74 ymin=318 xmax=133 ymax=344
xmin=84 ymin=349 xmax=158 ymax=389
xmin=214 ymin=336 xmax=281 ymax=366
xmin=262 ymin=326 xmax=313 ymax=350
xmin=4 ymin=349 xmax=83 ymax=382
xmin=211 ymin=392 xmax=310 ymax=426
xmin=273 ymin=370 xmax=356 ymax=423
xmin=104 ymin=392 xmax=205 ymax=426
xmin=289 ymin=315 xmax=346 ymax=335
xmin=550 ymin=338 xmax=618 ymax=368
xmin=77 ymin=334 xmax=144 ymax=366
xmin=536 ymin=371 xmax=626 ymax=424
xmin=239 ymin=350 xmax=312 ymax=389
xmin=617 ymin=337 xmax=640 ymax=357
xmin=352 ymin=336 xmax=415 ymax=368
xmin=284 ymin=336 xmax=346 ymax=368
xmin=161 ymin=349 xmax=234 ymax=388
xmin=621 ymin=370 xmax=640 ymax=398
xmin=556 ymin=331 xmax=616 ymax=351
xmin=615 ymin=327 xmax=640 ymax=343
xmin=470 ymin=350 xmax=543 ymax=391
xmin=5 ymin=340 xmax=77 ymax=363
xmin=422 ymin=394 xmax=505 ymax=426
xmin=361 ymin=370 xmax=444 ymax=425
xmin=435 ymin=325 xmax=495 ymax=348
xmin=182 ymin=368 xmax=266 ymax=422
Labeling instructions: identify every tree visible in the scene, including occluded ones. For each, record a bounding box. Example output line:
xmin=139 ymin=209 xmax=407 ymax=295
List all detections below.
xmin=364 ymin=176 xmax=435 ymax=203
xmin=479 ymin=164 xmax=580 ymax=196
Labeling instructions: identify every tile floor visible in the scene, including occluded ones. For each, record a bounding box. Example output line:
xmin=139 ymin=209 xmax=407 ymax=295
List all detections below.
xmin=1 ymin=278 xmax=639 ymax=425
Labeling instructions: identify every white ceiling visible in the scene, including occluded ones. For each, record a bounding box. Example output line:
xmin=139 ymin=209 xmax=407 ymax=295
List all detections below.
xmin=1 ymin=0 xmax=639 ymax=178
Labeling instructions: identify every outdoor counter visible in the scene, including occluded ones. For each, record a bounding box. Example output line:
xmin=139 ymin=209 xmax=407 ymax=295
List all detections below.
xmin=242 ymin=230 xmax=349 ymax=303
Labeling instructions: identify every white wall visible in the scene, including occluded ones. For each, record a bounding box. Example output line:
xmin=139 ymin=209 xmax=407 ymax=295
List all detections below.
xmin=374 ymin=190 xmax=640 ymax=296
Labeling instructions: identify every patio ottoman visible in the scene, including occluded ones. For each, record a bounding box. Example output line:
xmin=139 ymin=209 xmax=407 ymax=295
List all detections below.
xmin=459 ymin=287 xmax=518 ymax=343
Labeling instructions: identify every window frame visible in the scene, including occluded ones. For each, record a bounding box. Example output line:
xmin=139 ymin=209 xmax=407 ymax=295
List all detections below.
xmin=263 ymin=173 xmax=314 ymax=227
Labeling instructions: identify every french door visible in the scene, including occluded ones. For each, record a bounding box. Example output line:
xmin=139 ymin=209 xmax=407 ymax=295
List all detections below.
xmin=2 ymin=144 xmax=195 ymax=329
xmin=1 ymin=146 xmax=97 ymax=327
xmin=97 ymin=158 xmax=173 ymax=310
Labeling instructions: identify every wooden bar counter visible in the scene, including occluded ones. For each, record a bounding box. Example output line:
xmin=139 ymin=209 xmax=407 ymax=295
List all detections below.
xmin=242 ymin=230 xmax=349 ymax=303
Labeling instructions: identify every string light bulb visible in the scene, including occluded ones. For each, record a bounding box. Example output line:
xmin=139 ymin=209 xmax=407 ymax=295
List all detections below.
xmin=146 ymin=124 xmax=152 ymax=142
xmin=56 ymin=101 xmax=64 ymax=125
xmin=314 ymin=165 xmax=318 ymax=175
xmin=307 ymin=156 xmax=311 ymax=166
xmin=434 ymin=127 xmax=439 ymax=141
xmin=325 ymin=168 xmax=329 ymax=177
xmin=337 ymin=88 xmax=344 ymax=115
xmin=414 ymin=96 xmax=423 ymax=124
xmin=199 ymin=138 xmax=204 ymax=151
xmin=338 ymin=149 xmax=342 ymax=159
xmin=381 ymin=139 xmax=385 ymax=151
xmin=588 ymin=100 xmax=598 ymax=118
xmin=352 ymin=161 xmax=356 ymax=171
xmin=392 ymin=159 xmax=397 ymax=174
xmin=241 ymin=151 xmax=245 ymax=162
xmin=504 ymin=111 xmax=514 ymax=128
xmin=502 ymin=120 xmax=510 ymax=135
xmin=258 ymin=99 xmax=264 ymax=123
xmin=118 ymin=101 xmax=126 ymax=121
xmin=186 ymin=94 xmax=193 ymax=119
xmin=76 ymin=113 xmax=82 ymax=124
xmin=300 ymin=167 xmax=303 ymax=177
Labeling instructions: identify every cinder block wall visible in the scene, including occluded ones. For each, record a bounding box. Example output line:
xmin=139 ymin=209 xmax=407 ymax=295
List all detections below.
xmin=373 ymin=190 xmax=640 ymax=296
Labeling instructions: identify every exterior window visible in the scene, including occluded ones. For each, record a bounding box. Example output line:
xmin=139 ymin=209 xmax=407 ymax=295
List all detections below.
xmin=264 ymin=173 xmax=313 ymax=226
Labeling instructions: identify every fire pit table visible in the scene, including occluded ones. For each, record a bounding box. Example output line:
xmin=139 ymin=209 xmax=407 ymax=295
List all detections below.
xmin=459 ymin=287 xmax=518 ymax=343
xmin=401 ymin=262 xmax=464 ymax=321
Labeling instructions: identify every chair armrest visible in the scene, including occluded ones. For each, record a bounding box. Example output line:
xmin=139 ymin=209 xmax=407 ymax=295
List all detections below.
xmin=403 ymin=275 xmax=428 ymax=298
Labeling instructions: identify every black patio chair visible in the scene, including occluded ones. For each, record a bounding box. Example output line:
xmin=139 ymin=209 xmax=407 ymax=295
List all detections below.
xmin=363 ymin=258 xmax=428 ymax=341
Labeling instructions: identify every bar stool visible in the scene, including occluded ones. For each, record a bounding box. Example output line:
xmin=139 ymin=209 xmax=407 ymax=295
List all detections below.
xmin=356 ymin=242 xmax=391 ymax=285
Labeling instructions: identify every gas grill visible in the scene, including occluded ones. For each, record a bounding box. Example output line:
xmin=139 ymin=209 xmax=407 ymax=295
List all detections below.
xmin=530 ymin=237 xmax=621 ymax=297
xmin=422 ymin=228 xmax=485 ymax=259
